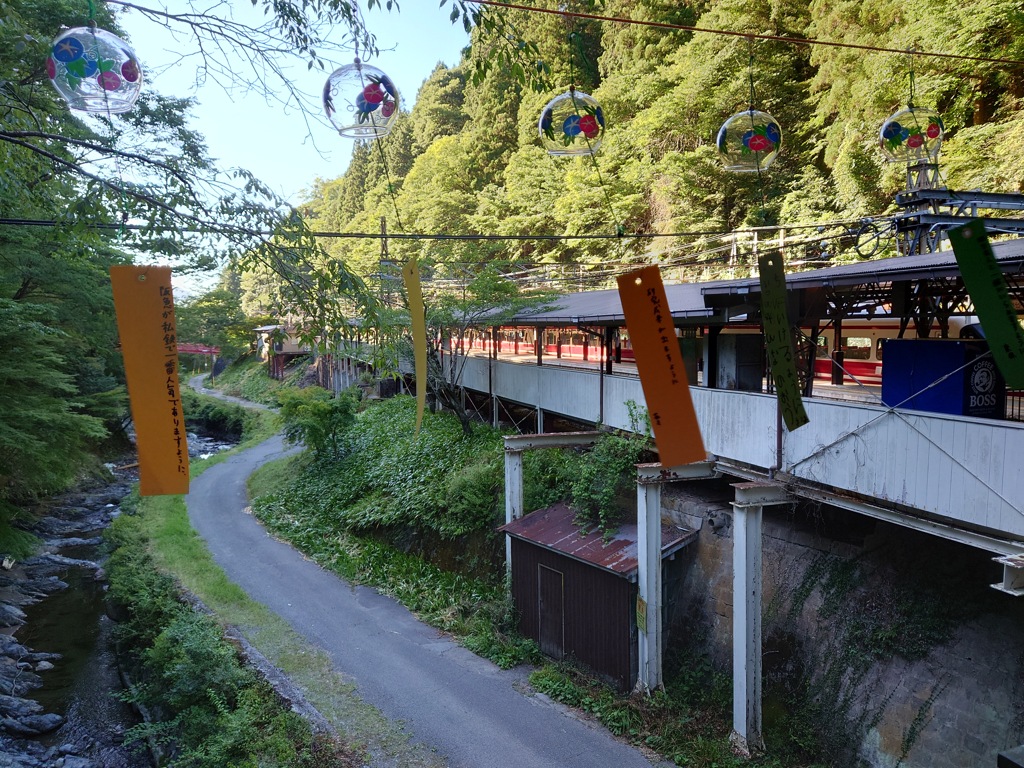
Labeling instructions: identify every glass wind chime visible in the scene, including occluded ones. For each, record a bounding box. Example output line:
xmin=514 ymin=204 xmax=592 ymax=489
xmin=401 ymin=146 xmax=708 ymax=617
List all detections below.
xmin=538 ymin=29 xmax=606 ymax=157
xmin=323 ymin=58 xmax=400 ymax=139
xmin=716 ymin=44 xmax=782 ymax=173
xmin=878 ymin=60 xmax=944 ymax=191
xmin=538 ymin=87 xmax=606 ymax=156
xmin=48 ymin=24 xmax=143 ymax=113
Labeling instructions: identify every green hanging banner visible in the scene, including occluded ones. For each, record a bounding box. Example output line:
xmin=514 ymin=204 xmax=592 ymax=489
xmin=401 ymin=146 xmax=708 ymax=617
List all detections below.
xmin=948 ymin=220 xmax=1024 ymax=389
xmin=758 ymin=251 xmax=809 ymax=431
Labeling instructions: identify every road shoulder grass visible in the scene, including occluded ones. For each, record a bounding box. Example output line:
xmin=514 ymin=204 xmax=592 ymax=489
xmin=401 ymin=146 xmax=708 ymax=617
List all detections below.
xmin=135 ymin=415 xmax=447 ymax=768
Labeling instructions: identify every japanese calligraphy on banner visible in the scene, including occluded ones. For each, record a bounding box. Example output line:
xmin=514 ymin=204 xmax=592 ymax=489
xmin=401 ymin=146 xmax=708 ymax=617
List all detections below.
xmin=110 ymin=266 xmax=190 ymax=495
xmin=617 ymin=266 xmax=706 ymax=466
xmin=948 ymin=220 xmax=1024 ymax=389
xmin=402 ymin=257 xmax=428 ymax=434
xmin=758 ymin=252 xmax=809 ymax=431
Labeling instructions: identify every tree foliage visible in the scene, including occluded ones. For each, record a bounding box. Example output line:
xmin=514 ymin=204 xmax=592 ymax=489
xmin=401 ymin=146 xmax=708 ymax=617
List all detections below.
xmin=278 ymin=387 xmax=359 ymax=458
xmin=0 ymin=299 xmax=109 ymax=505
xmin=291 ymin=0 xmax=1024 ymax=300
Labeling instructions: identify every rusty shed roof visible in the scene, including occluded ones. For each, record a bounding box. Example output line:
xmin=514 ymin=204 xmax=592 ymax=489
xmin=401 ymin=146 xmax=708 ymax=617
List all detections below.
xmin=499 ymin=502 xmax=697 ymax=581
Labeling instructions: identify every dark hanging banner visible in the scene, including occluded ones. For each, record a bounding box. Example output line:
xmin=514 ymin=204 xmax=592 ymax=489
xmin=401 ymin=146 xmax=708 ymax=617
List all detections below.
xmin=948 ymin=220 xmax=1024 ymax=389
xmin=758 ymin=251 xmax=809 ymax=431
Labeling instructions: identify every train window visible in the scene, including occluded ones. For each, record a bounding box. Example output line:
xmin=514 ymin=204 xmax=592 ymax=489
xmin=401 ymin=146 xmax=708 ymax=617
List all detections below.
xmin=876 ymin=339 xmax=884 ymax=361
xmin=842 ymin=336 xmax=872 ymax=360
xmin=815 ymin=336 xmax=829 ymax=358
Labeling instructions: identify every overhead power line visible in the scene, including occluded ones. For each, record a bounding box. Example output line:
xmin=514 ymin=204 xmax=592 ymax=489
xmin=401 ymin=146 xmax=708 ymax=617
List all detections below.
xmin=468 ymin=0 xmax=1024 ymax=68
xmin=0 ymin=216 xmax=871 ymax=241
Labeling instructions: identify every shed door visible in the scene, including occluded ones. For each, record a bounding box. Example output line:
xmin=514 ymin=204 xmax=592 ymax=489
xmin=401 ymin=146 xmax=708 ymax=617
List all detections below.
xmin=538 ymin=564 xmax=565 ymax=659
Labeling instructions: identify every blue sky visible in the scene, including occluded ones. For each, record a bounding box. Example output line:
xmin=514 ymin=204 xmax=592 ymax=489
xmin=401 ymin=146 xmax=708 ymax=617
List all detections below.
xmin=121 ymin=2 xmax=470 ymax=205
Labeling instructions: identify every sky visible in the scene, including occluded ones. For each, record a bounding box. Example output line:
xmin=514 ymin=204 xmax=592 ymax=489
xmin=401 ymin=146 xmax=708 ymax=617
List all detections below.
xmin=120 ymin=1 xmax=470 ymax=205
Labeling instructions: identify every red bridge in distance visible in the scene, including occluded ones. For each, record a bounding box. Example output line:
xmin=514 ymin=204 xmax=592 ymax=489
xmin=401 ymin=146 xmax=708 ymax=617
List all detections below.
xmin=177 ymin=342 xmax=221 ymax=355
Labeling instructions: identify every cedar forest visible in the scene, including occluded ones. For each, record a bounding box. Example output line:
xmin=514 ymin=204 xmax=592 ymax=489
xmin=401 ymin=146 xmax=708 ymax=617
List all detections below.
xmin=2 ymin=0 xmax=1023 ymax=518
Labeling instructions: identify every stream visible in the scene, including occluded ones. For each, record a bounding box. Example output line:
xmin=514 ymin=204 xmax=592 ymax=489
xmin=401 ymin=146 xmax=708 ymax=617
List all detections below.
xmin=0 ymin=432 xmax=236 ymax=767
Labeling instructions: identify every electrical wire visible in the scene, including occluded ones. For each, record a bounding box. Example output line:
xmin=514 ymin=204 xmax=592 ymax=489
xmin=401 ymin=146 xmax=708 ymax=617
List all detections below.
xmin=466 ymin=0 xmax=1024 ymax=69
xmin=0 ymin=215 xmax=887 ymax=240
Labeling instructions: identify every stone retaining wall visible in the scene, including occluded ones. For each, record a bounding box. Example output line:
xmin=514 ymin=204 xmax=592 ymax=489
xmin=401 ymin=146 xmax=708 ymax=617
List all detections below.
xmin=660 ymin=479 xmax=1024 ymax=767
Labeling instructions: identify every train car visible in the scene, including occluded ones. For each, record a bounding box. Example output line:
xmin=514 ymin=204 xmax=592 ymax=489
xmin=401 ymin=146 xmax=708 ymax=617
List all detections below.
xmin=811 ymin=321 xmax=891 ymax=386
xmin=456 ymin=316 xmax=982 ymax=388
xmin=723 ymin=316 xmax=981 ymax=387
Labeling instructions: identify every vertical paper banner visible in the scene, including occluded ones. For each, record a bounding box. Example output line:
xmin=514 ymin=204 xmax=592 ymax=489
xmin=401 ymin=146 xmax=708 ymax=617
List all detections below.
xmin=948 ymin=220 xmax=1024 ymax=389
xmin=402 ymin=257 xmax=428 ymax=434
xmin=110 ymin=266 xmax=189 ymax=495
xmin=758 ymin=252 xmax=809 ymax=431
xmin=617 ymin=266 xmax=706 ymax=466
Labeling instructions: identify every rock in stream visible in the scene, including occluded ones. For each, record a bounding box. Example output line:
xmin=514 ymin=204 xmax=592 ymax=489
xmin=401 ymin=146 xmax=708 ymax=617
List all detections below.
xmin=0 ymin=474 xmax=146 ymax=768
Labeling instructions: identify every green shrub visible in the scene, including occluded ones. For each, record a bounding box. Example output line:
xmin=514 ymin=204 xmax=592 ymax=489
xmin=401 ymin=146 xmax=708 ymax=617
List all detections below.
xmin=143 ymin=611 xmax=254 ymax=714
xmin=523 ymin=447 xmax=580 ymax=512
xmin=180 ymin=387 xmax=254 ymax=439
xmin=570 ymin=431 xmax=649 ymax=536
xmin=530 ymin=660 xmax=764 ymax=768
xmin=173 ymin=681 xmax=341 ymax=768
xmin=107 ymin=512 xmax=352 ymax=768
xmin=262 ymin=396 xmax=504 ymax=539
xmin=278 ymin=387 xmax=358 ymax=458
xmin=0 ymin=519 xmax=40 ymax=560
xmin=106 ymin=514 xmax=182 ymax=650
xmin=438 ymin=456 xmax=503 ymax=537
xmin=210 ymin=355 xmax=300 ymax=406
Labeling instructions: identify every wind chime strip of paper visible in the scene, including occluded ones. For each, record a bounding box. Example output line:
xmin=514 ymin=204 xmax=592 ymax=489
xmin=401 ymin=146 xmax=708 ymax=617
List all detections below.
xmin=948 ymin=220 xmax=1024 ymax=389
xmin=402 ymin=258 xmax=428 ymax=434
xmin=109 ymin=266 xmax=190 ymax=495
xmin=617 ymin=266 xmax=706 ymax=466
xmin=758 ymin=252 xmax=810 ymax=431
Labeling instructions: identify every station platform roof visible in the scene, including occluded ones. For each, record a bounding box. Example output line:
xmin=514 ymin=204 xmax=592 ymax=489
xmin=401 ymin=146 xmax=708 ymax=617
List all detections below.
xmin=508 ymin=236 xmax=1024 ymax=327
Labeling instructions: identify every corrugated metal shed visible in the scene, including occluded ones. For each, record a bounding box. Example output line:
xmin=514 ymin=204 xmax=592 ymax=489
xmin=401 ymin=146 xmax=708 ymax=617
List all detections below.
xmin=500 ymin=502 xmax=697 ymax=581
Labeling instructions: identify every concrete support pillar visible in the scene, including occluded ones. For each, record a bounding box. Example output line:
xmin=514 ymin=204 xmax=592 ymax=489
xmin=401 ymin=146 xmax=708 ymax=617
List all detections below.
xmin=636 ymin=479 xmax=663 ymax=692
xmin=536 ymin=407 xmax=545 ymax=434
xmin=729 ymin=481 xmax=792 ymax=756
xmin=731 ymin=501 xmax=764 ymax=755
xmin=504 ymin=449 xmax=524 ymax=572
xmin=633 ymin=462 xmax=718 ymax=695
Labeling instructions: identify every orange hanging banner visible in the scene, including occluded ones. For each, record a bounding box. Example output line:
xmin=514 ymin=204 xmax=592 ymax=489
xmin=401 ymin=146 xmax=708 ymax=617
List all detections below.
xmin=617 ymin=266 xmax=707 ymax=466
xmin=110 ymin=266 xmax=190 ymax=495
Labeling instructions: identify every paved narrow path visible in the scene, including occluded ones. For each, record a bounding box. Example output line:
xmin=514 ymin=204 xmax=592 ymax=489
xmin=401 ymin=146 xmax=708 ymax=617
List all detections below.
xmin=185 ymin=435 xmax=667 ymax=768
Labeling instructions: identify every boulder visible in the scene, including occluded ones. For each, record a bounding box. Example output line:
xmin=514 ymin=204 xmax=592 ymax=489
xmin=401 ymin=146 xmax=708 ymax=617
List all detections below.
xmin=0 ymin=695 xmax=42 ymax=719
xmin=43 ymin=538 xmax=103 ymax=550
xmin=2 ymin=712 xmax=64 ymax=736
xmin=0 ymin=603 xmax=26 ymax=628
xmin=0 ymin=657 xmax=42 ymax=696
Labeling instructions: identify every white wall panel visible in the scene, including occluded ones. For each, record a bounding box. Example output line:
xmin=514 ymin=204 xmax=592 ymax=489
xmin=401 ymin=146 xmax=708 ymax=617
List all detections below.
xmin=785 ymin=402 xmax=1024 ymax=538
xmin=451 ymin=354 xmax=1024 ymax=541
